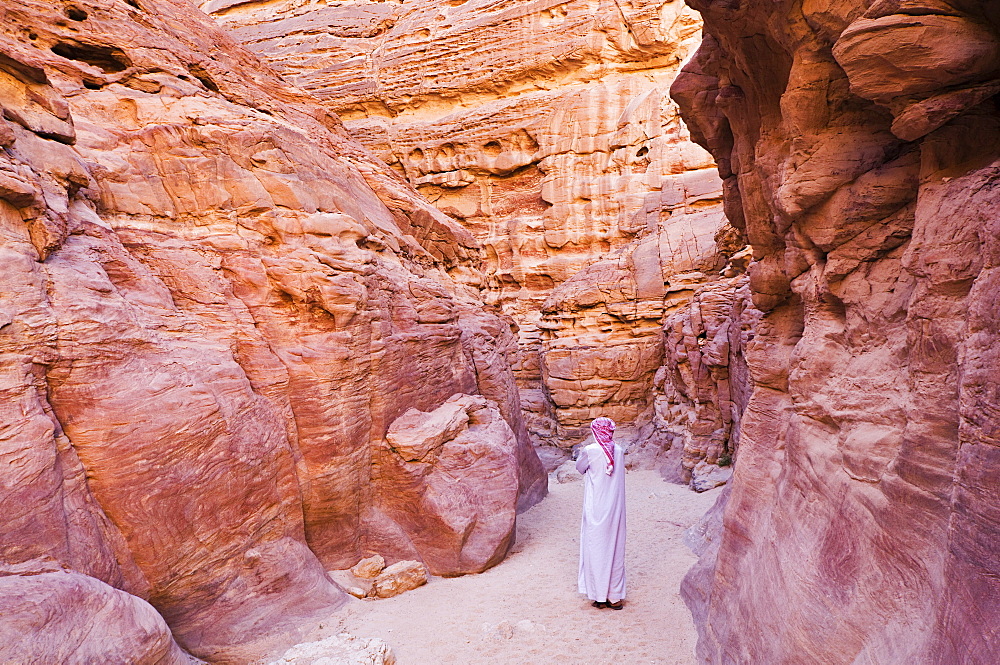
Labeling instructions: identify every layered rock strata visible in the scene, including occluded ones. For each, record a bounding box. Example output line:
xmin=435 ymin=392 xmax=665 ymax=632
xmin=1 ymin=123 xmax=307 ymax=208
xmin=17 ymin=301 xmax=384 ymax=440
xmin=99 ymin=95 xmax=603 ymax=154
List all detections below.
xmin=537 ymin=183 xmax=738 ymax=440
xmin=201 ymin=0 xmax=733 ymax=446
xmin=0 ymin=0 xmax=543 ymax=661
xmin=651 ymin=250 xmax=759 ymax=487
xmin=673 ymin=0 xmax=1000 ymax=662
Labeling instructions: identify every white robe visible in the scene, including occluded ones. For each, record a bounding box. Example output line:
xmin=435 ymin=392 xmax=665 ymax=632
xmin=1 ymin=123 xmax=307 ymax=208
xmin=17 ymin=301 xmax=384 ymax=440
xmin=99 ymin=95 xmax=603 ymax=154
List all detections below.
xmin=576 ymin=442 xmax=626 ymax=603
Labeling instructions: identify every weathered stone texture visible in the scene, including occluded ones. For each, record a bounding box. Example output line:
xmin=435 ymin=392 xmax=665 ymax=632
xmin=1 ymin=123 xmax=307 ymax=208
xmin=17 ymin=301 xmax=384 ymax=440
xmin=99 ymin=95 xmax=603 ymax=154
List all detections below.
xmin=0 ymin=0 xmax=543 ymax=661
xmin=0 ymin=568 xmax=191 ymax=665
xmin=673 ymin=0 xmax=1000 ymax=662
xmin=537 ymin=188 xmax=736 ymax=440
xmin=201 ymin=0 xmax=734 ymax=447
xmin=374 ymin=394 xmax=521 ymax=574
xmin=268 ymin=633 xmax=395 ymax=665
xmin=652 ymin=252 xmax=759 ymax=486
xmin=371 ymin=560 xmax=428 ymax=598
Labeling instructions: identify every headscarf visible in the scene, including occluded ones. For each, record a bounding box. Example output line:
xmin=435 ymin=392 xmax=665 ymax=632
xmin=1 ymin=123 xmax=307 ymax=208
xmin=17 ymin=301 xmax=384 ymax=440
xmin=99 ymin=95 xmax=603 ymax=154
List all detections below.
xmin=590 ymin=417 xmax=617 ymax=475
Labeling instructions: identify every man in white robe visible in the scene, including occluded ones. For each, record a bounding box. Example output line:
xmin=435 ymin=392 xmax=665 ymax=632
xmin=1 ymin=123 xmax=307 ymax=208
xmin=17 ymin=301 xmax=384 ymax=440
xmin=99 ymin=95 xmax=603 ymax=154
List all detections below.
xmin=576 ymin=416 xmax=626 ymax=609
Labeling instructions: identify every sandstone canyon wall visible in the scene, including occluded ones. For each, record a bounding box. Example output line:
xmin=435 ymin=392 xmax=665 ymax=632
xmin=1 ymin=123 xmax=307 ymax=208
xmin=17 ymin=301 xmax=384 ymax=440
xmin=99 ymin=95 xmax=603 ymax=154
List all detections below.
xmin=0 ymin=0 xmax=544 ymax=661
xmin=673 ymin=0 xmax=1000 ymax=662
xmin=651 ymin=254 xmax=758 ymax=485
xmin=201 ymin=0 xmax=745 ymax=452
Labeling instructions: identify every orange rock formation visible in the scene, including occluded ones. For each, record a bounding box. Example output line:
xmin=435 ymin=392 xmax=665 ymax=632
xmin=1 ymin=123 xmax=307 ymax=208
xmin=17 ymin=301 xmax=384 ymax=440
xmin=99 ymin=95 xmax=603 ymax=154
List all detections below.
xmin=0 ymin=0 xmax=543 ymax=661
xmin=201 ymin=0 xmax=742 ymax=450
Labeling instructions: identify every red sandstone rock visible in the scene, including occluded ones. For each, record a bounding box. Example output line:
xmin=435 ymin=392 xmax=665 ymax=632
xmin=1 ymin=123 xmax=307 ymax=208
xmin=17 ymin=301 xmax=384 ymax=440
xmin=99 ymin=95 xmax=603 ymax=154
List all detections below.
xmin=0 ymin=0 xmax=543 ymax=661
xmin=673 ymin=0 xmax=1000 ymax=662
xmin=373 ymin=394 xmax=521 ymax=574
xmin=653 ymin=252 xmax=760 ymax=486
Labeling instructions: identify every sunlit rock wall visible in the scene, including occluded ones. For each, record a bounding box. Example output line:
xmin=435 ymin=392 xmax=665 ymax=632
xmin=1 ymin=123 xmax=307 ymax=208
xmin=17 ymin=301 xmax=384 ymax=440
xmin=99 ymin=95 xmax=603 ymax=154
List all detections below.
xmin=0 ymin=0 xmax=544 ymax=662
xmin=201 ymin=0 xmax=735 ymax=446
xmin=537 ymin=176 xmax=739 ymax=441
xmin=673 ymin=0 xmax=1000 ymax=661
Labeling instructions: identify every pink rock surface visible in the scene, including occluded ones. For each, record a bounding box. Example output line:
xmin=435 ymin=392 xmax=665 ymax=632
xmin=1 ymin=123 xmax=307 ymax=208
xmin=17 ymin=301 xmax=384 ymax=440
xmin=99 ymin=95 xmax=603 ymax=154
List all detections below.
xmin=673 ymin=0 xmax=1000 ymax=662
xmin=0 ymin=0 xmax=542 ymax=661
xmin=0 ymin=568 xmax=190 ymax=665
xmin=374 ymin=395 xmax=520 ymax=574
xmin=653 ymin=253 xmax=760 ymax=484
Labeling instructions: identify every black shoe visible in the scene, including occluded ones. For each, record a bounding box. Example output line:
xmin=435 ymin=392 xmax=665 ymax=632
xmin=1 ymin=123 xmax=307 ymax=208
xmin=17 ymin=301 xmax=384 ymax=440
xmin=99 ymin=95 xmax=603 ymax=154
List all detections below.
xmin=607 ymin=601 xmax=624 ymax=610
xmin=592 ymin=600 xmax=608 ymax=608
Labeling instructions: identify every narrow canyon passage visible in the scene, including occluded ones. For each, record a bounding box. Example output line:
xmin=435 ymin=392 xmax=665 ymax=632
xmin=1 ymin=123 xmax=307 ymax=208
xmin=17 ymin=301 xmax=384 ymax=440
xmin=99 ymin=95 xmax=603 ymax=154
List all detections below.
xmin=3 ymin=1 xmax=998 ymax=662
xmin=324 ymin=471 xmax=721 ymax=665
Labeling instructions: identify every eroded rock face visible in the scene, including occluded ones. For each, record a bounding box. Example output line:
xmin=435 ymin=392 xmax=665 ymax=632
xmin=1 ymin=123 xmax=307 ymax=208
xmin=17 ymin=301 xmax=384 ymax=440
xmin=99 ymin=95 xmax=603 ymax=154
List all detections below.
xmin=538 ymin=184 xmax=738 ymax=440
xmin=652 ymin=254 xmax=759 ymax=485
xmin=673 ymin=0 xmax=1000 ymax=662
xmin=0 ymin=568 xmax=190 ymax=665
xmin=0 ymin=0 xmax=543 ymax=661
xmin=201 ymin=0 xmax=732 ymax=446
xmin=374 ymin=394 xmax=520 ymax=574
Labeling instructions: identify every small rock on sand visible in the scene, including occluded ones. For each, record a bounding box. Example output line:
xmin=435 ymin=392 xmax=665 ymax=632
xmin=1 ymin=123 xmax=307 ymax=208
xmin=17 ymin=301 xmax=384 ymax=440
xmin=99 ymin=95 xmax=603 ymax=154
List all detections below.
xmin=326 ymin=570 xmax=373 ymax=599
xmin=690 ymin=462 xmax=733 ymax=492
xmin=373 ymin=561 xmax=428 ymax=599
xmin=352 ymin=555 xmax=387 ymax=580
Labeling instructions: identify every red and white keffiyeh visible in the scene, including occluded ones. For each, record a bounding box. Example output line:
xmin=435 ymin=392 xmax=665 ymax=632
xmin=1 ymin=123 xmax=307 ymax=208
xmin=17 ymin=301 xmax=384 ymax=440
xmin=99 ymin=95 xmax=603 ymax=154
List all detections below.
xmin=590 ymin=417 xmax=617 ymax=475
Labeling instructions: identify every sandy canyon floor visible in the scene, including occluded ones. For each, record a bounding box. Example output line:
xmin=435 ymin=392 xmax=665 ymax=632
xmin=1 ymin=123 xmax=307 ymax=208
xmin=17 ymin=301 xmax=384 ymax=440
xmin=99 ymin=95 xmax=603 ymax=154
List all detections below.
xmin=313 ymin=470 xmax=722 ymax=665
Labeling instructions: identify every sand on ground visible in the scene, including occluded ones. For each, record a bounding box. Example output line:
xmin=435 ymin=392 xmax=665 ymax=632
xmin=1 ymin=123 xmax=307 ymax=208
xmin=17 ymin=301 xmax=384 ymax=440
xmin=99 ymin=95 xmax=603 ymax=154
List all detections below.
xmin=323 ymin=470 xmax=722 ymax=665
